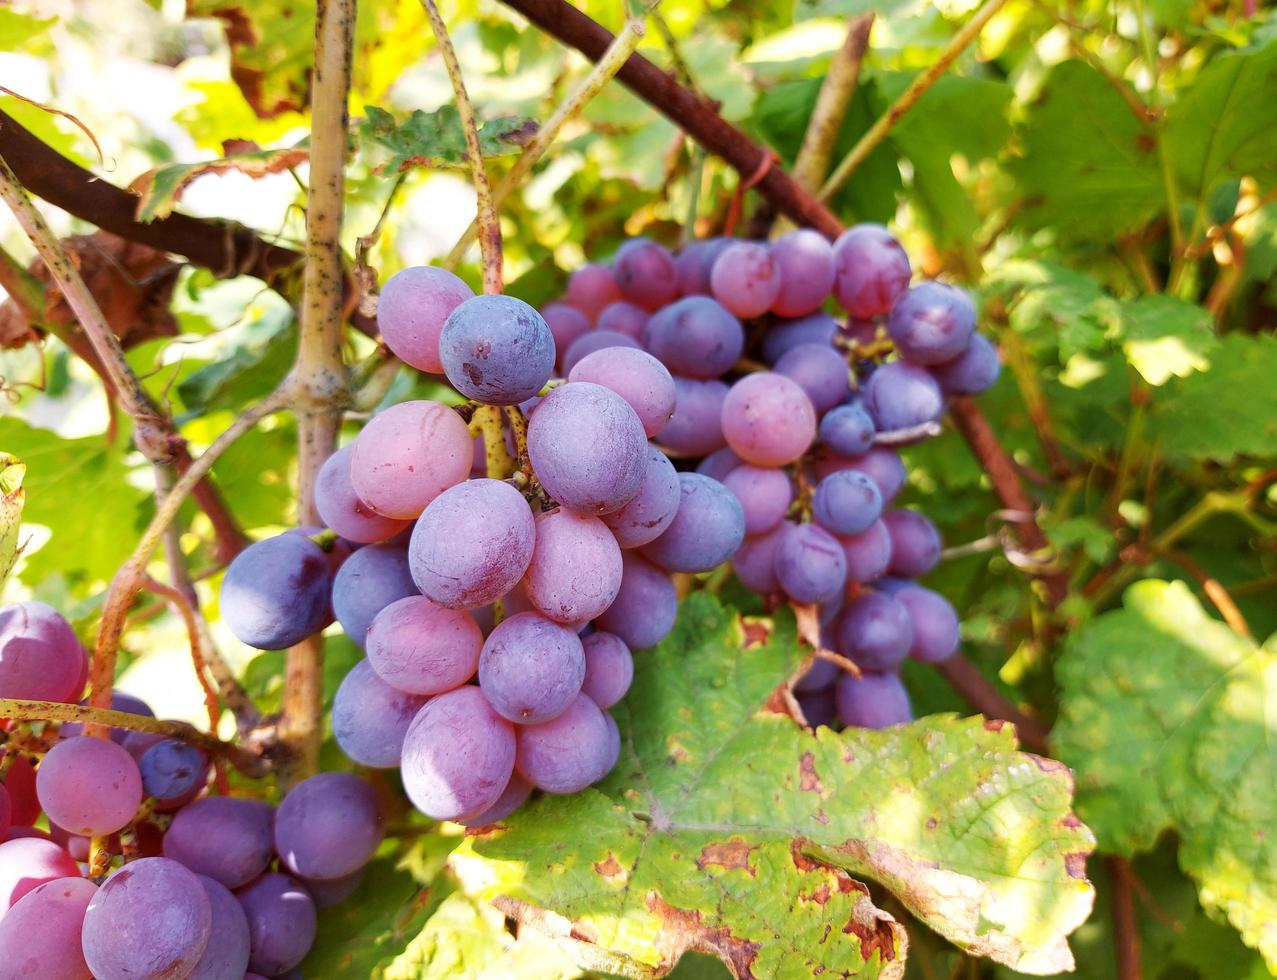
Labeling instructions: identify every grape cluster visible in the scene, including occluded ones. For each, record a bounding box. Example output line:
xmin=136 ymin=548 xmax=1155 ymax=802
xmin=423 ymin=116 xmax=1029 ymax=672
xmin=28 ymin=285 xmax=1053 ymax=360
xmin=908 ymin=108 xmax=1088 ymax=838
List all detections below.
xmin=0 ymin=603 xmax=386 ymax=978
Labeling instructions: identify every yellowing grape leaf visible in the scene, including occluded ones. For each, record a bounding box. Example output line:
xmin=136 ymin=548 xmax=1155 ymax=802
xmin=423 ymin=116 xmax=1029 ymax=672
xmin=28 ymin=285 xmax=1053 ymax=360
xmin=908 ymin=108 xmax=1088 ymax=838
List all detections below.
xmin=130 ymin=142 xmax=309 ymax=222
xmin=1054 ymin=579 xmax=1277 ymax=970
xmin=453 ymin=595 xmax=1095 ymax=978
xmin=359 ymin=106 xmax=537 ymax=175
xmin=0 ymin=453 xmax=25 ymax=591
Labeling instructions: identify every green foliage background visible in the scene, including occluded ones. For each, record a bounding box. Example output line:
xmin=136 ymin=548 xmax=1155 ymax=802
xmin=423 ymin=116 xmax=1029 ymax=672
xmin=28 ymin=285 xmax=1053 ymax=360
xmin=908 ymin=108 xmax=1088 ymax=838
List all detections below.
xmin=1 ymin=0 xmax=1276 ymax=975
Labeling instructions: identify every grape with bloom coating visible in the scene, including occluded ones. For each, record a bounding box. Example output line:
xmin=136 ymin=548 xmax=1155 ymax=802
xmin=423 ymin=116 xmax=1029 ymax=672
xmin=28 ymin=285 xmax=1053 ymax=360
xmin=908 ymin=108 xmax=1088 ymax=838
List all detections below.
xmin=237 ymin=873 xmax=317 ymax=976
xmin=641 ymin=473 xmax=745 ymax=573
xmin=365 ymin=594 xmax=483 ymax=695
xmin=0 ymin=837 xmax=80 ymax=912
xmin=721 ymin=372 xmax=817 ymax=467
xmin=220 ymin=533 xmax=333 ymax=650
xmin=560 ymin=328 xmax=641 ymax=375
xmin=162 ymin=797 xmax=276 ymax=890
xmin=818 ymin=403 xmax=875 ymax=457
xmin=0 ymin=876 xmax=96 ymax=980
xmin=440 ymin=295 xmax=556 ymax=405
xmin=0 ymin=601 xmax=86 ymax=703
xmin=888 ymin=281 xmax=975 ymax=365
xmin=138 ymin=740 xmax=209 ymax=810
xmin=350 ymin=400 xmax=473 ymax=519
xmin=695 ymin=446 xmax=743 ymax=482
xmin=409 ymin=479 xmax=536 ymax=608
xmin=812 ymin=470 xmax=882 ymax=537
xmin=564 ymin=263 xmax=620 ymax=320
xmin=315 ymin=445 xmax=410 ymax=543
xmin=817 ymin=446 xmax=906 ymax=504
xmin=602 ymin=447 xmax=681 ymax=549
xmin=36 ymin=737 xmax=142 ymax=837
xmin=188 ymin=874 xmax=251 ymax=980
xmin=516 ymin=693 xmax=613 ymax=794
xmin=774 ymin=523 xmax=847 ymax=604
xmin=376 ymin=265 xmax=473 ymax=373
xmin=81 ymin=857 xmax=212 ymax=980
xmin=896 ymin=584 xmax=960 ymax=663
xmin=658 ymin=377 xmax=729 ymax=456
xmin=581 ymin=632 xmax=633 ymax=709
xmin=479 ymin=612 xmax=586 ymax=724
xmin=523 ymin=510 xmax=623 ymax=624
xmin=832 ymin=224 xmax=911 ymax=318
xmin=761 ymin=312 xmax=837 ymax=364
xmin=710 ymin=241 xmax=781 ymax=318
xmin=541 ymin=301 xmax=592 ymax=353
xmin=275 ymin=772 xmax=385 ymax=882
xmin=837 ymin=592 xmax=913 ymax=671
xmin=642 ymin=297 xmax=744 ymax=379
xmin=770 ymin=229 xmax=835 ymax=318
xmin=862 ymin=361 xmax=944 ymax=433
xmin=731 ymin=521 xmax=789 ymax=594
xmin=594 ymin=553 xmax=677 ymax=649
xmin=400 ymin=686 xmax=516 ymax=822
xmin=840 ymin=519 xmax=894 ymax=583
xmin=331 ymin=543 xmax=417 ymax=646
xmin=775 ymin=342 xmax=850 ymax=413
xmin=835 ymin=671 xmax=913 ymax=728
xmin=569 ymin=346 xmax=677 ymax=438
xmin=932 ymin=333 xmax=1001 ymax=395
xmin=332 ymin=659 xmax=428 ymax=768
xmin=722 ymin=464 xmax=792 ymax=536
xmin=596 ymin=300 xmax=650 ymax=339
xmin=461 ymin=772 xmax=532 ymax=827
xmin=527 ymin=382 xmax=648 ymax=516
xmin=614 ymin=239 xmax=678 ymax=310
xmin=883 ymin=508 xmax=942 ymax=577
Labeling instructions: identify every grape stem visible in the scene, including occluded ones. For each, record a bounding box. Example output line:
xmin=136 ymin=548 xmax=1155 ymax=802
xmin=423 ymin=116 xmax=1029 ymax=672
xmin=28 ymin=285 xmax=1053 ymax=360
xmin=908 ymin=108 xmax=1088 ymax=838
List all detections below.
xmin=421 ymin=0 xmax=503 ymax=294
xmin=472 ymin=405 xmax=516 ymax=479
xmin=503 ymin=406 xmax=531 ymax=473
xmin=443 ymin=17 xmax=646 ymax=270
xmin=280 ymin=0 xmax=358 ymax=786
xmin=873 ymin=420 xmax=942 ymax=446
xmin=0 ymin=699 xmax=269 ymax=775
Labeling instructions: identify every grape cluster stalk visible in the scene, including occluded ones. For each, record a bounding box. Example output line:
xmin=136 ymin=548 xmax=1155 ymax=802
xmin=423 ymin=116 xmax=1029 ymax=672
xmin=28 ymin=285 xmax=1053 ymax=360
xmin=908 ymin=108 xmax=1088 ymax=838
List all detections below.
xmin=0 ymin=224 xmax=997 ymax=977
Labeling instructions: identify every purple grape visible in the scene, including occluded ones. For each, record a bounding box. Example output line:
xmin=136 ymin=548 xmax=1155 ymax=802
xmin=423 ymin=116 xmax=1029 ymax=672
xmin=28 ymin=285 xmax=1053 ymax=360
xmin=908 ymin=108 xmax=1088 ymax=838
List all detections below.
xmin=731 ymin=521 xmax=789 ymax=594
xmin=795 ymin=656 xmax=839 ymax=694
xmin=275 ymin=772 xmax=384 ymax=881
xmin=710 ymin=241 xmax=781 ymax=318
xmin=761 ymin=312 xmax=837 ymax=364
xmin=695 ymin=446 xmax=743 ymax=482
xmin=594 ymin=553 xmax=677 ymax=649
xmin=220 ymin=533 xmax=333 ymax=650
xmin=614 ymin=239 xmax=678 ymax=310
xmin=775 ymin=523 xmax=847 ymax=604
xmin=440 ymin=294 xmax=556 ymax=405
xmin=479 ymin=612 xmax=586 ymax=724
xmin=835 ymin=671 xmax=913 ymax=728
xmin=560 ymin=329 xmax=641 ymax=376
xmin=888 ymin=281 xmax=975 ymax=365
xmin=596 ymin=300 xmax=650 ymax=339
xmin=302 ymin=868 xmax=364 ymax=909
xmin=798 ymin=687 xmax=839 ymax=728
xmin=332 ymin=660 xmax=428 ymax=768
xmin=601 ymin=711 xmax=622 ymax=777
xmin=774 ymin=342 xmax=850 ymax=413
xmin=460 ymin=772 xmax=532 ymax=827
xmin=163 ymin=797 xmax=276 ymax=890
xmin=840 ymin=519 xmax=894 ymax=583
xmin=541 ymin=301 xmax=592 ymax=353
xmin=82 ymin=857 xmax=212 ymax=980
xmin=526 ymin=382 xmax=648 ymax=516
xmin=0 ymin=876 xmax=96 ymax=979
xmin=523 ymin=510 xmax=623 ymax=624
xmin=0 ymin=837 xmax=80 ymax=912
xmin=350 ymin=400 xmax=473 ymax=519
xmin=721 ymin=372 xmax=817 ymax=466
xmin=409 ymin=478 xmax=536 ymax=609
xmin=722 ymin=465 xmax=793 ymax=536
xmin=376 ymin=265 xmax=473 ymax=373
xmin=932 ymin=333 xmax=1001 ymax=395
xmin=674 ymin=239 xmax=727 ymax=296
xmin=365 ymin=594 xmax=483 ymax=695
xmin=400 ymin=686 xmax=516 ymax=821
xmin=314 ymin=446 xmax=410 ymax=543
xmin=817 ymin=447 xmax=907 ymax=503
xmin=641 ymin=473 xmax=745 ymax=573
xmin=896 ymin=585 xmax=960 ymax=663
xmin=36 ymin=737 xmax=142 ymax=837
xmin=602 ymin=447 xmax=681 ymax=549
xmin=237 ymin=873 xmax=317 ymax=976
xmin=515 ymin=693 xmax=613 ymax=793
xmin=819 ymin=403 xmax=875 ymax=457
xmin=770 ymin=229 xmax=836 ymax=318
xmin=580 ymin=632 xmax=633 ymax=709
xmin=836 ymin=592 xmax=913 ymax=671
xmin=642 ymin=296 xmax=744 ymax=379
xmin=564 ymin=263 xmax=620 ymax=320
xmin=862 ymin=361 xmax=944 ymax=433
xmin=657 ymin=377 xmax=729 ymax=456
xmin=568 ymin=346 xmax=676 ymax=438
xmin=139 ymin=740 xmax=210 ymax=809
xmin=832 ymin=224 xmax=911 ymax=318
xmin=812 ymin=470 xmax=883 ymax=537
xmin=189 ymin=874 xmax=251 ymax=980
xmin=883 ymin=509 xmax=942 ymax=577
xmin=331 ymin=543 xmax=417 ymax=647
xmin=0 ymin=601 xmax=87 ymax=703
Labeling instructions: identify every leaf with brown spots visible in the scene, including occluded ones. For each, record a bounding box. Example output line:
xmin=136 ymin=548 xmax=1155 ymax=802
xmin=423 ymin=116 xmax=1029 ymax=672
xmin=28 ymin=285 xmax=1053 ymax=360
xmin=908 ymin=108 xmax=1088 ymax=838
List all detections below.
xmin=453 ymin=594 xmax=1094 ymax=978
xmin=130 ymin=144 xmax=309 ymax=222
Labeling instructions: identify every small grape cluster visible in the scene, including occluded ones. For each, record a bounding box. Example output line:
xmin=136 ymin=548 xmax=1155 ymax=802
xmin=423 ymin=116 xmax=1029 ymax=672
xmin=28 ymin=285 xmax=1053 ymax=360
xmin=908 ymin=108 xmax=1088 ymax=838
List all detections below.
xmin=0 ymin=601 xmax=385 ymax=978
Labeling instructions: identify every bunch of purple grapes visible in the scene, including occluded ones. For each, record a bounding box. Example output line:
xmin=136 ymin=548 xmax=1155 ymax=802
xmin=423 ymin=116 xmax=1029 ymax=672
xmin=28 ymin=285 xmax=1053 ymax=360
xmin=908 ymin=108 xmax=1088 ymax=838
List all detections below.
xmin=0 ymin=602 xmax=385 ymax=978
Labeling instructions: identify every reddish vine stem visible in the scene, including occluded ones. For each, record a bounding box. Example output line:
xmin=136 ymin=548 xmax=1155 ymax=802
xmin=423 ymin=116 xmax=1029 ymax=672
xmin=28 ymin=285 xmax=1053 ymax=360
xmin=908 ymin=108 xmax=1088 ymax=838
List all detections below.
xmin=934 ymin=655 xmax=1049 ymax=753
xmin=1106 ymin=855 xmax=1143 ymax=980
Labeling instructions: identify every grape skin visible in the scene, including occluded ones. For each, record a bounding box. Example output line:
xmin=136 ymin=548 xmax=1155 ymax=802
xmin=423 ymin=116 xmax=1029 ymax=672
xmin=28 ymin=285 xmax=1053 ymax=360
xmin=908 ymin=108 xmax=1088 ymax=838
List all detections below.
xmin=522 ymin=510 xmax=623 ymax=625
xmin=721 ymin=372 xmax=817 ymax=467
xmin=314 ymin=445 xmax=410 ymax=543
xmin=0 ymin=876 xmax=96 ymax=980
xmin=569 ymin=346 xmax=677 ymax=438
xmin=896 ymin=585 xmax=960 ymax=663
xmin=641 ymin=473 xmax=745 ymax=573
xmin=835 ymin=671 xmax=913 ymax=729
xmin=376 ymin=265 xmax=473 ymax=374
xmin=400 ymin=686 xmax=516 ymax=822
xmin=560 ymin=328 xmax=641 ymax=376
xmin=695 ymin=446 xmax=743 ymax=482
xmin=614 ymin=239 xmax=679 ymax=310
xmin=883 ymin=508 xmax=942 ymax=577
xmin=642 ymin=296 xmax=744 ymax=379
xmin=236 ymin=873 xmax=317 ymax=976
xmin=515 ymin=693 xmax=613 ymax=794
xmin=439 ymin=294 xmax=556 ymax=405
xmin=722 ymin=464 xmax=793 ymax=536
xmin=761 ymin=312 xmax=838 ymax=364
xmin=350 ymin=400 xmax=473 ymax=520
xmin=888 ymin=281 xmax=976 ymax=365
xmin=162 ymin=797 xmax=276 ymax=890
xmin=365 ymin=595 xmax=483 ymax=695
xmin=0 ymin=837 xmax=81 ymax=912
xmin=138 ymin=739 xmax=210 ymax=810
xmin=479 ymin=612 xmax=586 ymax=724
xmin=836 ymin=592 xmax=913 ymax=671
xmin=862 ymin=361 xmax=944 ymax=433
xmin=188 ymin=874 xmax=251 ymax=980
xmin=596 ymin=300 xmax=650 ymax=340
xmin=710 ymin=241 xmax=781 ymax=318
xmin=409 ymin=479 xmax=537 ymax=609
xmin=658 ymin=377 xmax=729 ymax=456
xmin=731 ymin=521 xmax=790 ymax=594
xmin=818 ymin=403 xmax=876 ymax=457
xmin=580 ymin=632 xmax=633 ymax=710
xmin=36 ymin=737 xmax=142 ymax=838
xmin=564 ymin=263 xmax=621 ymax=321
xmin=774 ymin=342 xmax=851 ymax=413
xmin=220 ymin=534 xmax=333 ymax=650
xmin=812 ymin=470 xmax=883 ymax=537
xmin=774 ymin=523 xmax=847 ymax=604
xmin=932 ymin=333 xmax=1000 ymax=395
xmin=275 ymin=772 xmax=385 ymax=882
xmin=461 ymin=772 xmax=533 ymax=827
xmin=594 ymin=553 xmax=677 ymax=649
xmin=0 ymin=601 xmax=87 ymax=704
xmin=840 ymin=519 xmax=894 ymax=584
xmin=602 ymin=447 xmax=682 ymax=549
xmin=332 ymin=659 xmax=428 ymax=768
xmin=831 ymin=224 xmax=912 ymax=319
xmin=541 ymin=301 xmax=593 ymax=353
xmin=770 ymin=229 xmax=835 ymax=318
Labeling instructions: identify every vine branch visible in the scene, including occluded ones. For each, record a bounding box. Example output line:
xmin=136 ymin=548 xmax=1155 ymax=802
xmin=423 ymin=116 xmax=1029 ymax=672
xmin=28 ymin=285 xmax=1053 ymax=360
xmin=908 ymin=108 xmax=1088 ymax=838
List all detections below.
xmin=791 ymin=13 xmax=874 ymax=194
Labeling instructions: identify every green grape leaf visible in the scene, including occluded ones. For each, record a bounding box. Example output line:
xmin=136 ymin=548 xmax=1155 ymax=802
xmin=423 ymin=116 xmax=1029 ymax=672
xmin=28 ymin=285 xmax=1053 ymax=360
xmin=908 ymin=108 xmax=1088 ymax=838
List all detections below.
xmin=0 ymin=454 xmax=26 ymax=592
xmin=1145 ymin=333 xmax=1277 ymax=461
xmin=1111 ymin=294 xmax=1218 ymax=386
xmin=359 ymin=105 xmax=537 ymax=175
xmin=131 ymin=143 xmax=309 ymax=223
xmin=453 ymin=595 xmax=1095 ymax=978
xmin=1054 ymin=580 xmax=1277 ymax=969
xmin=1165 ymin=38 xmax=1277 ymax=202
xmin=1011 ymin=60 xmax=1163 ymax=240
xmin=176 ymin=305 xmax=297 ymax=418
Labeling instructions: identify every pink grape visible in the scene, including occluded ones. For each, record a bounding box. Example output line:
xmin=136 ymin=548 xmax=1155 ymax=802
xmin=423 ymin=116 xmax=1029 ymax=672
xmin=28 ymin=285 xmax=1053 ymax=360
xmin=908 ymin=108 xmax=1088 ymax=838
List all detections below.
xmin=564 ymin=262 xmax=621 ymax=321
xmin=732 ymin=521 xmax=790 ymax=594
xmin=478 ymin=612 xmax=586 ymax=724
xmin=376 ymin=265 xmax=473 ymax=373
xmin=541 ymin=301 xmax=593 ymax=353
xmin=560 ymin=328 xmax=641 ymax=375
xmin=614 ymin=239 xmax=678 ymax=310
xmin=642 ymin=296 xmax=744 ymax=379
xmin=840 ymin=519 xmax=894 ymax=583
xmin=722 ymin=464 xmax=793 ymax=536
xmin=0 ymin=836 xmax=80 ymax=912
xmin=515 ymin=693 xmax=613 ymax=794
xmin=365 ymin=594 xmax=483 ymax=695
xmin=888 ymin=281 xmax=976 ymax=365
xmin=522 ymin=510 xmax=623 ymax=624
xmin=460 ymin=772 xmax=532 ymax=827
xmin=36 ymin=737 xmax=142 ymax=837
xmin=0 ymin=601 xmax=87 ymax=703
xmin=596 ymin=300 xmax=650 ymax=339
xmin=350 ymin=400 xmax=472 ymax=519
xmin=0 ymin=876 xmax=96 ymax=980
xmin=710 ymin=241 xmax=781 ymax=318
xmin=770 ymin=229 xmax=835 ymax=317
xmin=569 ymin=346 xmax=677 ymax=437
xmin=832 ymin=224 xmax=912 ymax=318
xmin=580 ymin=632 xmax=633 ymax=709
xmin=721 ymin=372 xmax=817 ymax=466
